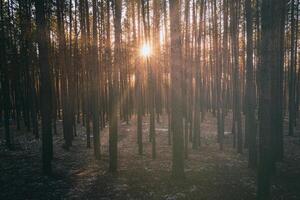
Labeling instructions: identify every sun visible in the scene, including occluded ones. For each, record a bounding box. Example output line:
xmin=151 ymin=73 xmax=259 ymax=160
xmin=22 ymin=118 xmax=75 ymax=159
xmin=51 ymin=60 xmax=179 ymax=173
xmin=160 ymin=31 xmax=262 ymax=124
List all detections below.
xmin=140 ymin=43 xmax=152 ymax=57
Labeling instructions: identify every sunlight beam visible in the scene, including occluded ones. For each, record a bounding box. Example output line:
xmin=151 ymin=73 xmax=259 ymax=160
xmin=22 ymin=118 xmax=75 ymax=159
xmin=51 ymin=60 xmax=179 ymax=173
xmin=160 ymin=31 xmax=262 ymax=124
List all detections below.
xmin=140 ymin=43 xmax=152 ymax=58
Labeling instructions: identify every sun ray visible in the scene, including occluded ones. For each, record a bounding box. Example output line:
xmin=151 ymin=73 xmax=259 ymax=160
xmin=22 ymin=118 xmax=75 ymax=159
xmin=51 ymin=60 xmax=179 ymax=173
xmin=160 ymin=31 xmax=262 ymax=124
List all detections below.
xmin=140 ymin=43 xmax=152 ymax=57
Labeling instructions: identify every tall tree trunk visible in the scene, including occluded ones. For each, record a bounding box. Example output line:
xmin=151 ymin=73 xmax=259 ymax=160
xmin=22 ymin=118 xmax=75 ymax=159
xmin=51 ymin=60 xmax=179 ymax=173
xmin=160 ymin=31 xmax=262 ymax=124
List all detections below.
xmin=92 ymin=0 xmax=101 ymax=159
xmin=245 ymin=0 xmax=257 ymax=168
xmin=134 ymin=0 xmax=143 ymax=155
xmin=289 ymin=0 xmax=297 ymax=136
xmin=257 ymin=0 xmax=285 ymax=198
xmin=35 ymin=0 xmax=53 ymax=175
xmin=170 ymin=0 xmax=184 ymax=179
xmin=109 ymin=0 xmax=122 ymax=173
xmin=230 ymin=0 xmax=243 ymax=154
xmin=0 ymin=0 xmax=11 ymax=149
xmin=57 ymin=0 xmax=73 ymax=149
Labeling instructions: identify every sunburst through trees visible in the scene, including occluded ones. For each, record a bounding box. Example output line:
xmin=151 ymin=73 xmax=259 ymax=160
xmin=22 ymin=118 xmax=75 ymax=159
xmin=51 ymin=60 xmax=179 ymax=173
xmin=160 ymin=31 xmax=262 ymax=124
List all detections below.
xmin=0 ymin=0 xmax=299 ymax=199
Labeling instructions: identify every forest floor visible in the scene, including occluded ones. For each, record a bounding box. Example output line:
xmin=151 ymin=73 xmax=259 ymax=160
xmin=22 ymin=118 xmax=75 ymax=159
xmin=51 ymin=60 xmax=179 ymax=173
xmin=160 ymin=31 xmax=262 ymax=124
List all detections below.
xmin=1 ymin=113 xmax=300 ymax=200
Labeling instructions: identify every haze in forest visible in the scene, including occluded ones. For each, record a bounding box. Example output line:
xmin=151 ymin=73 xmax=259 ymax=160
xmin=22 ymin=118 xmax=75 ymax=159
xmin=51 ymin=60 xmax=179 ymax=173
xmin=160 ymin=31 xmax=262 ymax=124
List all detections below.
xmin=0 ymin=0 xmax=299 ymax=200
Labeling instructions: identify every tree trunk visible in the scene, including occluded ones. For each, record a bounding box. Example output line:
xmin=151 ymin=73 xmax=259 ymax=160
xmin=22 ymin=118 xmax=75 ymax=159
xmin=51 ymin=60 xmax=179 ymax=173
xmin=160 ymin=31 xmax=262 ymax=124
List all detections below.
xmin=245 ymin=0 xmax=257 ymax=168
xmin=170 ymin=0 xmax=184 ymax=179
xmin=35 ymin=0 xmax=53 ymax=175
xmin=109 ymin=0 xmax=122 ymax=173
xmin=257 ymin=0 xmax=285 ymax=198
xmin=92 ymin=0 xmax=101 ymax=159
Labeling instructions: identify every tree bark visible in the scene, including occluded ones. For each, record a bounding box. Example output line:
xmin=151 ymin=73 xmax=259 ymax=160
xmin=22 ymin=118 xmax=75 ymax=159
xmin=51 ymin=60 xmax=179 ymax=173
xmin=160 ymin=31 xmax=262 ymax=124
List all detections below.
xmin=35 ymin=0 xmax=53 ymax=175
xmin=170 ymin=0 xmax=185 ymax=179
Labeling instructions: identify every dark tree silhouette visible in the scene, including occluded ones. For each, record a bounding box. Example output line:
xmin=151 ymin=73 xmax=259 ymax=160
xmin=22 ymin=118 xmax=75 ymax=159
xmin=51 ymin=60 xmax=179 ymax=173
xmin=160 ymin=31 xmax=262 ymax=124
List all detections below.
xmin=35 ymin=0 xmax=53 ymax=175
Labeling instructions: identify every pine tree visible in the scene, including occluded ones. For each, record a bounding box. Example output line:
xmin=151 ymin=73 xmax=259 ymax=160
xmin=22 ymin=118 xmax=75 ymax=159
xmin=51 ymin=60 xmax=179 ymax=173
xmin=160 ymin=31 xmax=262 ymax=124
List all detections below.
xmin=35 ymin=0 xmax=53 ymax=175
xmin=170 ymin=0 xmax=185 ymax=179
